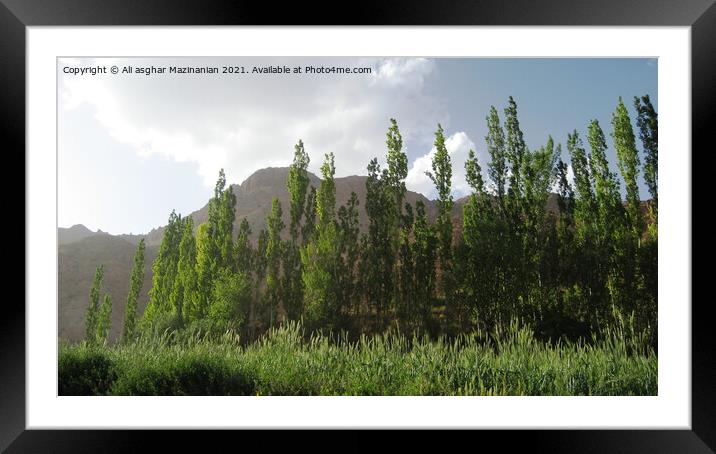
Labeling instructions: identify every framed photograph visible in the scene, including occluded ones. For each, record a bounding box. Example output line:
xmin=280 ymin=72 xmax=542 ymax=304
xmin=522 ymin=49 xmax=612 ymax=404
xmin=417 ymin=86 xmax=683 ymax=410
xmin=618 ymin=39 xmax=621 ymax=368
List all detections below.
xmin=6 ymin=0 xmax=713 ymax=450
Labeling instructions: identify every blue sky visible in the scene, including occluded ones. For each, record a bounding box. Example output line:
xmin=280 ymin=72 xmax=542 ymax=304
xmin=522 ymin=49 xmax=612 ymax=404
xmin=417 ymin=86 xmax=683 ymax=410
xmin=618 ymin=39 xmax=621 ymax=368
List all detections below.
xmin=58 ymin=57 xmax=657 ymax=235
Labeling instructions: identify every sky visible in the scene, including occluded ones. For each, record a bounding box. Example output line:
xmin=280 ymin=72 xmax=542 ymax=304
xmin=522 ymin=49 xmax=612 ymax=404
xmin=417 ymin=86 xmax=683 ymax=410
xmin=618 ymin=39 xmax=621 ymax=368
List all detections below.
xmin=58 ymin=57 xmax=657 ymax=235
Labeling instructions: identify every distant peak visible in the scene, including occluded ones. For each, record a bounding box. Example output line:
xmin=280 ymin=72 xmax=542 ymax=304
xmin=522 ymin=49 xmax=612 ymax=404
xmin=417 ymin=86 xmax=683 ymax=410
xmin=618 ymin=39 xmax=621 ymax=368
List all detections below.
xmin=67 ymin=224 xmax=92 ymax=232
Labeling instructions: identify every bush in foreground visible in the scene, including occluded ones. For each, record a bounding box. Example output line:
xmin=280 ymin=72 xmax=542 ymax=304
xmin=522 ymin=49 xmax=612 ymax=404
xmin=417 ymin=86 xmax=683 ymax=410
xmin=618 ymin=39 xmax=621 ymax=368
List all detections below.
xmin=58 ymin=321 xmax=657 ymax=396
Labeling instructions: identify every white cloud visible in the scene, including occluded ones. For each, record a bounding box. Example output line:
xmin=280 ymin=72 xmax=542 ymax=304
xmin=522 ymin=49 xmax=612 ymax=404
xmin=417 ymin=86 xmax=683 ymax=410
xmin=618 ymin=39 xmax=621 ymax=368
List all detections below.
xmin=59 ymin=57 xmax=446 ymax=188
xmin=371 ymin=58 xmax=434 ymax=88
xmin=405 ymin=131 xmax=481 ymax=200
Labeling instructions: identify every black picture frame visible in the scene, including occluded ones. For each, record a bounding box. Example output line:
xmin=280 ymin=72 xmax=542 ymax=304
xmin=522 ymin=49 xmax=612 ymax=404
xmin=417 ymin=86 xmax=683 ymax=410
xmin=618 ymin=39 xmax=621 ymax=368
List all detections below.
xmin=3 ymin=0 xmax=713 ymax=451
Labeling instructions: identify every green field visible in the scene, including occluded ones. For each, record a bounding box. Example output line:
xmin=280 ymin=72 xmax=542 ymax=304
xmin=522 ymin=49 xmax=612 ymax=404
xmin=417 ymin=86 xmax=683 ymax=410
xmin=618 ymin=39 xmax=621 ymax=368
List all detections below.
xmin=59 ymin=321 xmax=656 ymax=396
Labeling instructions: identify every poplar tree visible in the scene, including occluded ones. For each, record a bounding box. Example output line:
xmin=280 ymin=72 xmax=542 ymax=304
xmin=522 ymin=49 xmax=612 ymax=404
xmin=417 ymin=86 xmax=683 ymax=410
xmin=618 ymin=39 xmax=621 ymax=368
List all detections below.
xmin=234 ymin=218 xmax=253 ymax=335
xmin=463 ymin=149 xmax=486 ymax=248
xmin=172 ymin=218 xmax=196 ymax=324
xmin=285 ymin=141 xmax=311 ymax=319
xmin=208 ymin=169 xmax=237 ymax=271
xmin=634 ymin=96 xmax=658 ymax=326
xmin=502 ymin=98 xmax=531 ymax=319
xmin=144 ymin=210 xmax=182 ymax=324
xmin=397 ymin=201 xmax=415 ymax=329
xmin=567 ymin=130 xmax=597 ymax=242
xmin=588 ymin=119 xmax=627 ymax=320
xmin=554 ymin=151 xmax=577 ymax=291
xmin=634 ymin=94 xmax=658 ymax=227
xmin=412 ymin=200 xmax=437 ymax=331
xmin=385 ymin=118 xmax=408 ymax=235
xmin=302 ymin=153 xmax=340 ymax=331
xmin=85 ymin=264 xmax=104 ymax=344
xmin=316 ymin=153 xmax=337 ymax=230
xmin=96 ymin=294 xmax=112 ymax=345
xmin=234 ymin=218 xmax=253 ymax=275
xmin=504 ymin=96 xmax=527 ymax=203
xmin=122 ymin=238 xmax=146 ymax=343
xmin=209 ymin=269 xmax=251 ymax=332
xmin=462 ymin=149 xmax=488 ymax=324
xmin=287 ymin=140 xmax=311 ymax=240
xmin=521 ymin=137 xmax=558 ymax=320
xmin=486 ymin=106 xmax=507 ymax=213
xmin=385 ymin=119 xmax=410 ymax=323
xmin=554 ymin=155 xmax=574 ymax=220
xmin=588 ymin=119 xmax=624 ymax=245
xmin=337 ymin=192 xmax=361 ymax=328
xmin=484 ymin=106 xmax=515 ymax=324
xmin=612 ymin=98 xmax=652 ymax=325
xmin=611 ymin=97 xmax=643 ymax=239
xmin=192 ymin=222 xmax=214 ymax=320
xmin=364 ymin=158 xmax=393 ymax=329
xmin=265 ymin=198 xmax=285 ymax=327
xmin=301 ymin=186 xmax=317 ymax=246
xmin=252 ymin=228 xmax=269 ymax=336
xmin=427 ymin=124 xmax=454 ymax=309
xmin=566 ymin=130 xmax=599 ymax=323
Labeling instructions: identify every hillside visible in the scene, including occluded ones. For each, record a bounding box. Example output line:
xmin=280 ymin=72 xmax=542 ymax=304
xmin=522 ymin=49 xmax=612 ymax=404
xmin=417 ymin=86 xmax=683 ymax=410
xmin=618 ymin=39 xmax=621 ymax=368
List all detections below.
xmin=58 ymin=234 xmax=157 ymax=342
xmin=58 ymin=224 xmax=97 ymax=245
xmin=143 ymin=167 xmax=441 ymax=245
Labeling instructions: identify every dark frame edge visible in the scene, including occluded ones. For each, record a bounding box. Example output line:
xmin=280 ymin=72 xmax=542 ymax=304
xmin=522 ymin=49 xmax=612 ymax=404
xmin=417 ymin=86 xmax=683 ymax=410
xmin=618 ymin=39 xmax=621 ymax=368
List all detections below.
xmin=0 ymin=1 xmax=26 ymax=452
xmin=3 ymin=0 xmax=714 ymax=451
xmin=691 ymin=1 xmax=716 ymax=451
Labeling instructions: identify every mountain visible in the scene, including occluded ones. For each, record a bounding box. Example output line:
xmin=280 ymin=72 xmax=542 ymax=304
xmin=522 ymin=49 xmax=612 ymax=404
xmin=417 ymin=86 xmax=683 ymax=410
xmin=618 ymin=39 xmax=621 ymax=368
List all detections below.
xmin=58 ymin=224 xmax=97 ymax=245
xmin=143 ymin=167 xmax=440 ymax=245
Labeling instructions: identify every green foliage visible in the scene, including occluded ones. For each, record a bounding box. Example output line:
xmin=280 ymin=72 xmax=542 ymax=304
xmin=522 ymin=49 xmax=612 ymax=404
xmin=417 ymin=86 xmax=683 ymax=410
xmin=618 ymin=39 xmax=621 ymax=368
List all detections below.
xmin=364 ymin=157 xmax=394 ymax=329
xmin=504 ymin=96 xmax=527 ymax=201
xmin=485 ymin=106 xmax=507 ymax=206
xmin=96 ymin=294 xmax=112 ymax=345
xmin=568 ymin=129 xmax=597 ymax=242
xmin=301 ymin=222 xmax=340 ymax=330
xmin=588 ymin=119 xmax=624 ymax=240
xmin=85 ymin=265 xmax=104 ymax=344
xmin=634 ymin=94 xmax=658 ymax=237
xmin=58 ymin=343 xmax=118 ymax=395
xmin=192 ymin=222 xmax=214 ymax=320
xmin=122 ymin=239 xmax=146 ymax=343
xmin=287 ymin=140 xmax=311 ymax=241
xmin=208 ymin=168 xmax=237 ymax=270
xmin=302 ymin=153 xmax=341 ymax=331
xmin=316 ymin=153 xmax=337 ymax=230
xmin=171 ymin=218 xmax=197 ymax=324
xmin=265 ymin=197 xmax=285 ymax=327
xmin=234 ymin=218 xmax=253 ymax=274
xmin=427 ymin=124 xmax=454 ymax=306
xmin=208 ymin=269 xmax=251 ymax=331
xmin=634 ymin=95 xmax=658 ymax=206
xmin=110 ymin=95 xmax=657 ymax=371
xmin=145 ymin=210 xmax=182 ymax=325
xmin=611 ymin=97 xmax=643 ymax=238
xmin=284 ymin=142 xmax=311 ymax=321
xmin=336 ymin=191 xmax=361 ymax=325
xmin=385 ymin=118 xmax=408 ymax=228
xmin=59 ymin=320 xmax=656 ymax=396
xmin=412 ymin=200 xmax=437 ymax=331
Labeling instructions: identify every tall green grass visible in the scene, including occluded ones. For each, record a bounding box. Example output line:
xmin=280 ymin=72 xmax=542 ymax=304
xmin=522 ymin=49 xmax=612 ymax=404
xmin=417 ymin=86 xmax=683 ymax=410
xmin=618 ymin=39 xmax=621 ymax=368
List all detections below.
xmin=58 ymin=321 xmax=656 ymax=396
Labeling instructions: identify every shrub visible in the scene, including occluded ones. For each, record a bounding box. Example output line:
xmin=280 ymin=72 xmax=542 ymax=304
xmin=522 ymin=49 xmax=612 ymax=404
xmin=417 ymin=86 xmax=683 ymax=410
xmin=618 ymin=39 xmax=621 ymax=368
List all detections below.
xmin=58 ymin=344 xmax=118 ymax=395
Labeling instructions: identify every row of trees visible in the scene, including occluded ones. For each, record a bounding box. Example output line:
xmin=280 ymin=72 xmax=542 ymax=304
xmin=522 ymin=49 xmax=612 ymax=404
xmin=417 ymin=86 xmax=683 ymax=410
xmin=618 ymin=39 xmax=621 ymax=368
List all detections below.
xmin=87 ymin=95 xmax=657 ymax=345
xmin=84 ymin=238 xmax=146 ymax=345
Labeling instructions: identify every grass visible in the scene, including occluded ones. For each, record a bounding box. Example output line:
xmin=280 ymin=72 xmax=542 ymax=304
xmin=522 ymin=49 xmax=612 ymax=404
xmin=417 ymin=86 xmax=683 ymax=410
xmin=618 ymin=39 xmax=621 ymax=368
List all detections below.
xmin=58 ymin=321 xmax=657 ymax=396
